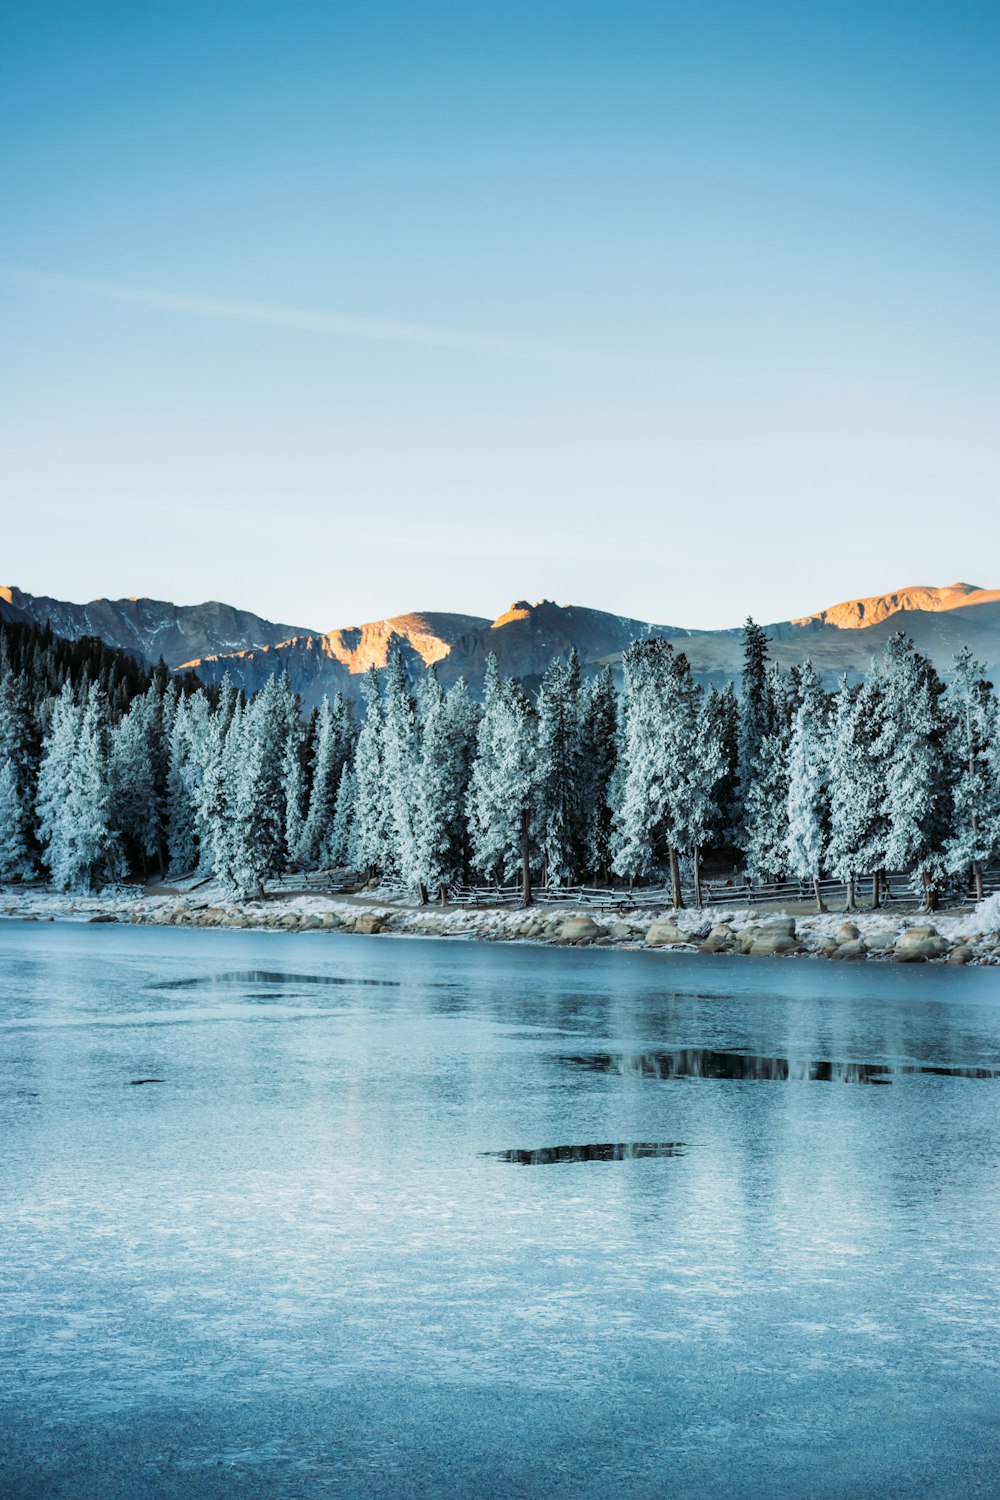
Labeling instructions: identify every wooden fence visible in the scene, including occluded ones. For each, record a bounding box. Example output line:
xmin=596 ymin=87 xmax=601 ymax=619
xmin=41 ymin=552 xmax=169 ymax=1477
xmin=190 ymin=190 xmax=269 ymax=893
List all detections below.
xmin=366 ymin=868 xmax=1000 ymax=912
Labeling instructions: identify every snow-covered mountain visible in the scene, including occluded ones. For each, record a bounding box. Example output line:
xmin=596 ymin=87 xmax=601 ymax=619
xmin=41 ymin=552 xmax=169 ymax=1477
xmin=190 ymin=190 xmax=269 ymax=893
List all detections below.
xmin=3 ymin=581 xmax=999 ymax=707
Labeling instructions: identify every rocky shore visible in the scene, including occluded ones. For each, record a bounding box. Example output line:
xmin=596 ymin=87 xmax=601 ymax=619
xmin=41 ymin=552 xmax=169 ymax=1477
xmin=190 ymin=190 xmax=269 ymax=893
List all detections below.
xmin=3 ymin=885 xmax=1000 ymax=965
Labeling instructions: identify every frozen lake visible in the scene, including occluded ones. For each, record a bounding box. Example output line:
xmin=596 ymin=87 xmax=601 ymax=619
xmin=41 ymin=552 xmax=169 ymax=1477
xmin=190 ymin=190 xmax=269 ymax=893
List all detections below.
xmin=2 ymin=922 xmax=1000 ymax=1498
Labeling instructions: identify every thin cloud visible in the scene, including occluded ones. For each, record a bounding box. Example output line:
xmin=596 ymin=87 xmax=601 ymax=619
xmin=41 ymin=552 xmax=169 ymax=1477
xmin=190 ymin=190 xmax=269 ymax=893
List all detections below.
xmin=0 ymin=262 xmax=611 ymax=370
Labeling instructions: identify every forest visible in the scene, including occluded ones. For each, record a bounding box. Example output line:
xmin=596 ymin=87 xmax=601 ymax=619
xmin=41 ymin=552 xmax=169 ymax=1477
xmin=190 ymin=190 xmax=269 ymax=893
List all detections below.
xmin=1 ymin=612 xmax=998 ymax=910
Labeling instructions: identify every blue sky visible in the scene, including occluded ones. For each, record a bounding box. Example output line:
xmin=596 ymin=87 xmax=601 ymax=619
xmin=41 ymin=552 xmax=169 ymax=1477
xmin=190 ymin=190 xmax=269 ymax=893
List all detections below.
xmin=2 ymin=1 xmax=998 ymax=630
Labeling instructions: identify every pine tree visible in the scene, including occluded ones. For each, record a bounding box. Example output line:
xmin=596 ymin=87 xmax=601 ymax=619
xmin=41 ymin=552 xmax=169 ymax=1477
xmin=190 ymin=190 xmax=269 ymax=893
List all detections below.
xmin=785 ymin=661 xmax=830 ymax=910
xmin=742 ymin=665 xmax=792 ymax=883
xmin=827 ymin=673 xmax=887 ymax=909
xmin=610 ymin=638 xmax=674 ymax=884
xmin=413 ymin=670 xmax=478 ymax=898
xmin=689 ymin=685 xmax=730 ymax=904
xmin=0 ymin=672 xmax=38 ymax=879
xmin=535 ymin=652 xmax=584 ymax=886
xmin=881 ymin=634 xmax=951 ymax=909
xmin=110 ymin=689 xmax=161 ymax=876
xmin=578 ymin=667 xmax=618 ymax=881
xmin=352 ymin=668 xmax=392 ymax=877
xmin=36 ymin=685 xmax=81 ymax=888
xmin=943 ymin=650 xmax=1000 ymax=900
xmin=296 ymin=693 xmax=354 ymax=870
xmin=381 ymin=646 xmax=423 ymax=894
xmin=466 ymin=656 xmax=538 ymax=896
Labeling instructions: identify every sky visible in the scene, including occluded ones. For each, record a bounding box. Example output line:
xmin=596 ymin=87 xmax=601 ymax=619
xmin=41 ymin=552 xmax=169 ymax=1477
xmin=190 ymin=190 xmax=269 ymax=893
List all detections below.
xmin=2 ymin=0 xmax=999 ymax=632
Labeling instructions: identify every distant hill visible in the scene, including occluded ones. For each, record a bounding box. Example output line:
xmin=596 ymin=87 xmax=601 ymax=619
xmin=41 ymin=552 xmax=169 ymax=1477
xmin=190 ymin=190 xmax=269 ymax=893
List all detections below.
xmin=3 ymin=581 xmax=998 ymax=707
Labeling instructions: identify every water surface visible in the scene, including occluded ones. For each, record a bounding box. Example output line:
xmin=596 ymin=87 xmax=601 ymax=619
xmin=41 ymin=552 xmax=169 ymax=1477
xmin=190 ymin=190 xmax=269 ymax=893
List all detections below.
xmin=2 ymin=923 xmax=999 ymax=1497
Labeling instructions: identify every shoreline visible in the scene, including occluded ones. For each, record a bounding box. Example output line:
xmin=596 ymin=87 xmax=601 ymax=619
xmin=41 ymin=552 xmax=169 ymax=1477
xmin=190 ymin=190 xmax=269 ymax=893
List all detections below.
xmin=3 ymin=885 xmax=999 ymax=965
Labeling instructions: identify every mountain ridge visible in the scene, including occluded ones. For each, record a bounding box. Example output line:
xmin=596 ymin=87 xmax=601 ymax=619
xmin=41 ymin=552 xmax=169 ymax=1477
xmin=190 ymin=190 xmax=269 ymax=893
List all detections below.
xmin=3 ymin=582 xmax=999 ymax=708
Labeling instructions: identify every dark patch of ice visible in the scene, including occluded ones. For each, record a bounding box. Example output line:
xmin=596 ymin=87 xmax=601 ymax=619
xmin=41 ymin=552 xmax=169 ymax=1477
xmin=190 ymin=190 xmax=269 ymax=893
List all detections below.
xmin=483 ymin=1142 xmax=687 ymax=1165
xmin=152 ymin=970 xmax=400 ymax=990
xmin=561 ymin=1049 xmax=1000 ymax=1084
xmin=128 ymin=1078 xmax=164 ymax=1085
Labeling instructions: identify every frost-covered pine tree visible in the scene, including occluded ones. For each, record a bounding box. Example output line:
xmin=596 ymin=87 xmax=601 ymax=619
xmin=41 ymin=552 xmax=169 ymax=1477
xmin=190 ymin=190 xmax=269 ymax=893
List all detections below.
xmin=166 ymin=692 xmax=208 ymax=875
xmin=655 ymin=646 xmax=703 ymax=908
xmin=40 ymin=684 xmax=123 ymax=891
xmin=742 ymin=665 xmax=792 ymax=883
xmin=611 ymin=638 xmax=674 ymax=884
xmin=689 ymin=685 xmax=730 ymax=904
xmin=351 ymin=668 xmax=392 ymax=877
xmin=0 ymin=672 xmax=37 ymax=880
xmin=381 ymin=646 xmax=423 ymax=895
xmin=0 ymin=757 xmax=31 ymax=881
xmin=535 ymin=652 xmax=584 ymax=886
xmin=296 ymin=693 xmax=354 ymax=870
xmin=784 ymin=661 xmax=830 ymax=911
xmin=329 ymin=762 xmax=356 ymax=869
xmin=578 ymin=667 xmax=617 ymax=882
xmin=944 ymin=649 xmax=1000 ymax=900
xmin=110 ymin=688 xmax=162 ymax=876
xmin=827 ymin=673 xmax=887 ymax=909
xmin=880 ymin=634 xmax=951 ymax=909
xmin=195 ymin=674 xmax=238 ymax=873
xmin=466 ymin=655 xmax=538 ymax=897
xmin=736 ymin=618 xmax=771 ymax=833
xmin=414 ymin=669 xmax=478 ymax=898
xmin=36 ymin=684 xmax=79 ymax=885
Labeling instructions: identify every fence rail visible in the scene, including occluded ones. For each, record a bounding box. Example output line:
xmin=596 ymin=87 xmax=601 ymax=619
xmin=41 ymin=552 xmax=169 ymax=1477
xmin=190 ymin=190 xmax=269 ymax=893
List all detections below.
xmin=373 ymin=869 xmax=1000 ymax=912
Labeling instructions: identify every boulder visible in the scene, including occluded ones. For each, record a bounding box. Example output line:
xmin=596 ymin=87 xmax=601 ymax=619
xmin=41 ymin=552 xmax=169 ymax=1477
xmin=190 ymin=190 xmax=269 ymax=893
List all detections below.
xmin=700 ymin=933 xmax=733 ymax=953
xmin=891 ymin=949 xmax=927 ymax=963
xmin=88 ymin=913 xmax=117 ymax=924
xmin=948 ymin=946 xmax=973 ymax=965
xmin=320 ymin=912 xmax=340 ymax=929
xmin=555 ymin=915 xmax=605 ymax=944
xmin=894 ymin=934 xmax=949 ymax=959
xmin=645 ymin=919 xmax=687 ymax=948
xmin=747 ymin=933 xmax=801 ymax=957
xmin=838 ymin=922 xmax=861 ymax=941
xmin=277 ymin=913 xmax=301 ymax=929
xmin=758 ymin=916 xmax=797 ymax=936
xmin=354 ymin=914 xmax=385 ymax=936
xmin=830 ymin=939 xmax=867 ymax=961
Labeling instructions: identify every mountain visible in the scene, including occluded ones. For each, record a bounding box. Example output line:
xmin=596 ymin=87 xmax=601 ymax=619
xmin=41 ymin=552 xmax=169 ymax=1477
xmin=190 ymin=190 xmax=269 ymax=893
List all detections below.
xmin=4 ymin=581 xmax=999 ymax=707
xmin=0 ymin=586 xmax=313 ymax=669
xmin=174 ymin=600 xmax=687 ymax=707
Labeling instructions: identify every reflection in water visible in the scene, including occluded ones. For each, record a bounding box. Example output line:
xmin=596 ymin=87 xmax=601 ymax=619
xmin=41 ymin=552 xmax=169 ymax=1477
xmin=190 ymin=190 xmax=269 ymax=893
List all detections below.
xmin=484 ymin=1142 xmax=687 ymax=1165
xmin=562 ymin=1049 xmax=1000 ymax=1084
xmin=152 ymin=970 xmax=400 ymax=990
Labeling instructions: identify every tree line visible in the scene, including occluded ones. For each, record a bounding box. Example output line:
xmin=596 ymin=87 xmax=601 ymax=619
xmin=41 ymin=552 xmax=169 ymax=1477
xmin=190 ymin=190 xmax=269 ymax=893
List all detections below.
xmin=1 ymin=612 xmax=998 ymax=909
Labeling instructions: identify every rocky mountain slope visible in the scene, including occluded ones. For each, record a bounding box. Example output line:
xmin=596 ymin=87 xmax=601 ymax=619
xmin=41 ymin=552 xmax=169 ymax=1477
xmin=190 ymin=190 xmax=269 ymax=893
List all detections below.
xmin=0 ymin=586 xmax=312 ymax=670
xmin=3 ymin=581 xmax=998 ymax=707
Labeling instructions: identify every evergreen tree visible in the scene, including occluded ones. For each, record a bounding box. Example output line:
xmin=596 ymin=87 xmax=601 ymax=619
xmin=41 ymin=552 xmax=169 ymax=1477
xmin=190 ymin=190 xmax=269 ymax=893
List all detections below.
xmin=881 ymin=635 xmax=951 ymax=908
xmin=0 ymin=672 xmax=38 ymax=879
xmin=352 ymin=668 xmax=392 ymax=877
xmin=827 ymin=673 xmax=887 ymax=908
xmin=466 ymin=656 xmax=538 ymax=894
xmin=535 ymin=652 xmax=584 ymax=886
xmin=611 ymin=638 xmax=674 ymax=883
xmin=785 ymin=661 xmax=830 ymax=910
xmin=943 ymin=650 xmax=1000 ymax=900
xmin=579 ymin=667 xmax=618 ymax=881
xmin=382 ymin=646 xmax=423 ymax=893
xmin=742 ymin=665 xmax=792 ymax=882
xmin=297 ymin=693 xmax=354 ymax=869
